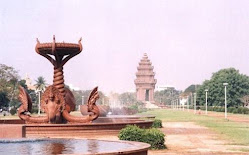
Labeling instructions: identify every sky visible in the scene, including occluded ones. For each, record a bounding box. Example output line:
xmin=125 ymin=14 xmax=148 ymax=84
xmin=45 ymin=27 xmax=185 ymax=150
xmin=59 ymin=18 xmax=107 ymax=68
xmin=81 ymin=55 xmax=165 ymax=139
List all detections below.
xmin=1 ymin=0 xmax=249 ymax=94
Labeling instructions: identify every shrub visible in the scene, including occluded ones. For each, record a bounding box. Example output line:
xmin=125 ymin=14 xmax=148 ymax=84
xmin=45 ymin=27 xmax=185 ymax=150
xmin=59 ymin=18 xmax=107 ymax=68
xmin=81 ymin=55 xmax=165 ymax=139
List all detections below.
xmin=10 ymin=108 xmax=16 ymax=115
xmin=232 ymin=108 xmax=238 ymax=114
xmin=238 ymin=107 xmax=249 ymax=114
xmin=152 ymin=119 xmax=163 ymax=128
xmin=218 ymin=107 xmax=225 ymax=112
xmin=118 ymin=125 xmax=166 ymax=149
xmin=227 ymin=107 xmax=235 ymax=113
xmin=118 ymin=125 xmax=144 ymax=142
xmin=242 ymin=107 xmax=249 ymax=114
xmin=237 ymin=107 xmax=244 ymax=114
xmin=138 ymin=108 xmax=147 ymax=113
xmin=207 ymin=106 xmax=214 ymax=111
xmin=143 ymin=128 xmax=166 ymax=149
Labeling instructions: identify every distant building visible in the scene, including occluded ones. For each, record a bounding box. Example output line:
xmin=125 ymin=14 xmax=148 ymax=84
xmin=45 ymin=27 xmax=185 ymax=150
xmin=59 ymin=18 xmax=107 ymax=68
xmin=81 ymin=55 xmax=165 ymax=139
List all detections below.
xmin=179 ymin=95 xmax=188 ymax=106
xmin=134 ymin=53 xmax=157 ymax=102
xmin=24 ymin=74 xmax=36 ymax=90
xmin=179 ymin=93 xmax=191 ymax=106
xmin=241 ymin=95 xmax=249 ymax=109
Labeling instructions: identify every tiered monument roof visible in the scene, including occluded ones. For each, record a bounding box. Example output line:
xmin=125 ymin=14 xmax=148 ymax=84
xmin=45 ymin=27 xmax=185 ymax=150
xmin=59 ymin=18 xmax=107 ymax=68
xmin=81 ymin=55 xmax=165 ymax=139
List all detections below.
xmin=134 ymin=53 xmax=157 ymax=85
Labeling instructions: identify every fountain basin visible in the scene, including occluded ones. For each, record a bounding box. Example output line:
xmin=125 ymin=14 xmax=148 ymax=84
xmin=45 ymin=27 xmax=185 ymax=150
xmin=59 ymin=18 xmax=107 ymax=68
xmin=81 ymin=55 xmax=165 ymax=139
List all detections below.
xmin=0 ymin=138 xmax=150 ymax=155
xmin=0 ymin=116 xmax=154 ymax=138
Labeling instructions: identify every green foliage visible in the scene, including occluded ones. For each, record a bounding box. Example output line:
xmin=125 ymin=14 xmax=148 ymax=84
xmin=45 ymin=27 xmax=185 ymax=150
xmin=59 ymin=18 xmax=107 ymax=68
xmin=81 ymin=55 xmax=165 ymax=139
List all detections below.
xmin=184 ymin=84 xmax=200 ymax=94
xmin=197 ymin=106 xmax=249 ymax=114
xmin=72 ymin=89 xmax=108 ymax=107
xmin=152 ymin=119 xmax=163 ymax=128
xmin=197 ymin=68 xmax=249 ymax=108
xmin=0 ymin=64 xmax=41 ymax=111
xmin=118 ymin=92 xmax=136 ymax=106
xmin=0 ymin=64 xmax=19 ymax=110
xmin=118 ymin=125 xmax=144 ymax=142
xmin=0 ymin=91 xmax=9 ymax=108
xmin=9 ymin=107 xmax=16 ymax=115
xmin=129 ymin=104 xmax=138 ymax=110
xmin=35 ymin=76 xmax=46 ymax=91
xmin=118 ymin=125 xmax=166 ymax=149
xmin=128 ymin=101 xmax=145 ymax=111
xmin=154 ymin=88 xmax=180 ymax=105
xmin=143 ymin=128 xmax=166 ymax=149
xmin=138 ymin=108 xmax=147 ymax=113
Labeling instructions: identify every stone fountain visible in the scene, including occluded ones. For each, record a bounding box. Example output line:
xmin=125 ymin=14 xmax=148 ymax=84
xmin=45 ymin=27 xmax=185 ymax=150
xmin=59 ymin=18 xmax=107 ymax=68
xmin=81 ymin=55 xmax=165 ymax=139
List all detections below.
xmin=0 ymin=36 xmax=153 ymax=154
xmin=18 ymin=36 xmax=99 ymax=124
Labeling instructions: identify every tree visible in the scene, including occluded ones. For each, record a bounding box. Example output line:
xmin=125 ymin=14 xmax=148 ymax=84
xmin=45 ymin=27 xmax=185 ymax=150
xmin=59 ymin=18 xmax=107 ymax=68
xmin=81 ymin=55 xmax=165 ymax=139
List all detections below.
xmin=0 ymin=64 xmax=19 ymax=110
xmin=72 ymin=89 xmax=109 ymax=107
xmin=0 ymin=64 xmax=19 ymax=96
xmin=0 ymin=92 xmax=9 ymax=109
xmin=184 ymin=84 xmax=200 ymax=94
xmin=154 ymin=87 xmax=180 ymax=105
xmin=118 ymin=92 xmax=136 ymax=106
xmin=196 ymin=68 xmax=249 ymax=107
xmin=19 ymin=79 xmax=37 ymax=103
xmin=35 ymin=76 xmax=46 ymax=91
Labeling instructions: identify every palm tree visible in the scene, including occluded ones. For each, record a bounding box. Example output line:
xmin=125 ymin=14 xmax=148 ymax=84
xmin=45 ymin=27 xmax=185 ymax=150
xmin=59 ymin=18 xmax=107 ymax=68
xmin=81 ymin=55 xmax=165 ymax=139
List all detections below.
xmin=35 ymin=76 xmax=46 ymax=92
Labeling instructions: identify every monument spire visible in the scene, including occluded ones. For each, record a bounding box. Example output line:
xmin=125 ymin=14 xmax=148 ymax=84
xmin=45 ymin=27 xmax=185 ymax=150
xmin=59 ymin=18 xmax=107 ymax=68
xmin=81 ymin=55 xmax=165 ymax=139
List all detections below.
xmin=134 ymin=53 xmax=157 ymax=102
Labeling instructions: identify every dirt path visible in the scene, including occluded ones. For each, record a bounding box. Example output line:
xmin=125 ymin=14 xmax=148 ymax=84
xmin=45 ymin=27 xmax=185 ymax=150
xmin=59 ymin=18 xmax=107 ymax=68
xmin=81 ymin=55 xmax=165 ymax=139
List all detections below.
xmin=149 ymin=122 xmax=248 ymax=155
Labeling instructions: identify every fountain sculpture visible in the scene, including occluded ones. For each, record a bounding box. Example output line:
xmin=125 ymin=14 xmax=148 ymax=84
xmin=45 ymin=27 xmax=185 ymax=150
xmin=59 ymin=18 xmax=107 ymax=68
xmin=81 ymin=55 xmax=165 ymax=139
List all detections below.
xmin=18 ymin=36 xmax=99 ymax=124
xmin=0 ymin=36 xmax=153 ymax=155
xmin=0 ymin=36 xmax=153 ymax=139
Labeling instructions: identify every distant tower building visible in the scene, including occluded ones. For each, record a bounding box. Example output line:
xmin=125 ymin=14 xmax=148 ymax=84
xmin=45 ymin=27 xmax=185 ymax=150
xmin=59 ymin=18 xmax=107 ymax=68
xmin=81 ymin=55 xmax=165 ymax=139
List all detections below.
xmin=25 ymin=74 xmax=36 ymax=90
xmin=134 ymin=53 xmax=157 ymax=102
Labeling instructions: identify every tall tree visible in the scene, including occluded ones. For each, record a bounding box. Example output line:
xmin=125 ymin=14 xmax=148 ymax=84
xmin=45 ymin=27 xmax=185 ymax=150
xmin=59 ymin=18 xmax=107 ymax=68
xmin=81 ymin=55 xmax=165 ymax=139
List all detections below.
xmin=197 ymin=68 xmax=249 ymax=107
xmin=184 ymin=84 xmax=200 ymax=94
xmin=0 ymin=64 xmax=19 ymax=109
xmin=35 ymin=76 xmax=46 ymax=92
xmin=154 ymin=87 xmax=180 ymax=105
xmin=0 ymin=92 xmax=9 ymax=109
xmin=118 ymin=92 xmax=136 ymax=106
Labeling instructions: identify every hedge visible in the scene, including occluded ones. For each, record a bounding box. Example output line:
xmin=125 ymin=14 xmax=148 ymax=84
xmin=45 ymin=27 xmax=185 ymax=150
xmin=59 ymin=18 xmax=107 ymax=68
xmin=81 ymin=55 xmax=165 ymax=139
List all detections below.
xmin=118 ymin=125 xmax=166 ymax=149
xmin=152 ymin=119 xmax=163 ymax=128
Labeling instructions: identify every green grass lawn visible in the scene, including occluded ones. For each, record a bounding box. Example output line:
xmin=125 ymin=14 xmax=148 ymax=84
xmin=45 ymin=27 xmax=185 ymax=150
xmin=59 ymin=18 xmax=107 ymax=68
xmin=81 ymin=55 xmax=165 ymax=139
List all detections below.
xmin=139 ymin=109 xmax=249 ymax=146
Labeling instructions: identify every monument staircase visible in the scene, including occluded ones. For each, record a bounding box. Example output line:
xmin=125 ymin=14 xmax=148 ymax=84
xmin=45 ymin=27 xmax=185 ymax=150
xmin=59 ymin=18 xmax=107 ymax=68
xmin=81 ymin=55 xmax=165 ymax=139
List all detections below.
xmin=144 ymin=101 xmax=160 ymax=109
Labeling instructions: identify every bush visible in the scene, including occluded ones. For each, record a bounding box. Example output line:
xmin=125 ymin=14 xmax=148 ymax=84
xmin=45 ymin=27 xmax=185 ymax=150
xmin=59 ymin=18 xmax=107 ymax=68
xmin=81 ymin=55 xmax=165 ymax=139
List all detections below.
xmin=138 ymin=108 xmax=147 ymax=113
xmin=118 ymin=125 xmax=144 ymax=142
xmin=207 ymin=106 xmax=214 ymax=111
xmin=232 ymin=108 xmax=238 ymax=114
xmin=242 ymin=107 xmax=249 ymax=114
xmin=152 ymin=119 xmax=163 ymax=128
xmin=118 ymin=125 xmax=166 ymax=149
xmin=237 ymin=107 xmax=249 ymax=114
xmin=207 ymin=106 xmax=249 ymax=114
xmin=227 ymin=107 xmax=235 ymax=113
xmin=217 ymin=107 xmax=225 ymax=112
xmin=143 ymin=128 xmax=166 ymax=149
xmin=10 ymin=108 xmax=17 ymax=115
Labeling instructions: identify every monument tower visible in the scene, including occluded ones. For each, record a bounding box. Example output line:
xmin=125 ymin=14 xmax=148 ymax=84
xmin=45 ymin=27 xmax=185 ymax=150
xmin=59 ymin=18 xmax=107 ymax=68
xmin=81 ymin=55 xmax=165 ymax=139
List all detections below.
xmin=135 ymin=53 xmax=157 ymax=102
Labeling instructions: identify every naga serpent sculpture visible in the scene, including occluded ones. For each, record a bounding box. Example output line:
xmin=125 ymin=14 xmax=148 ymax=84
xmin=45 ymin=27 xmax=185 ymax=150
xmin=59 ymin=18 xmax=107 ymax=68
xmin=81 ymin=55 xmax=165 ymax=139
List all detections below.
xmin=18 ymin=36 xmax=99 ymax=124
